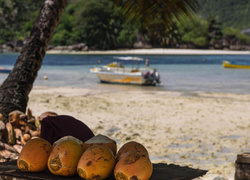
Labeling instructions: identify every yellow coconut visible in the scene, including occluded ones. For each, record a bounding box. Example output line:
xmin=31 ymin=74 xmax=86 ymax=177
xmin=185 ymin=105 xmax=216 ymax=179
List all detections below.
xmin=114 ymin=150 xmax=153 ymax=180
xmin=77 ymin=145 xmax=116 ymax=179
xmin=82 ymin=134 xmax=117 ymax=156
xmin=17 ymin=138 xmax=52 ymax=172
xmin=52 ymin=135 xmax=83 ymax=148
xmin=116 ymin=141 xmax=148 ymax=161
xmin=48 ymin=139 xmax=84 ymax=176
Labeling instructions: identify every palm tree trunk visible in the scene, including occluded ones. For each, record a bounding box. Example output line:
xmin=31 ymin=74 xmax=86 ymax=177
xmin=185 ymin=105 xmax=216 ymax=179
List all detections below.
xmin=0 ymin=0 xmax=68 ymax=123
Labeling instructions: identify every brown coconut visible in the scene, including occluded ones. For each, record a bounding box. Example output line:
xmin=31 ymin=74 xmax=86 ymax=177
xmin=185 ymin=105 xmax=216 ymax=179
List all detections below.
xmin=48 ymin=138 xmax=84 ymax=176
xmin=29 ymin=130 xmax=40 ymax=137
xmin=77 ymin=145 xmax=116 ymax=179
xmin=116 ymin=141 xmax=148 ymax=161
xmin=17 ymin=138 xmax=52 ymax=172
xmin=114 ymin=150 xmax=153 ymax=180
xmin=21 ymin=133 xmax=31 ymax=145
xmin=82 ymin=134 xmax=117 ymax=156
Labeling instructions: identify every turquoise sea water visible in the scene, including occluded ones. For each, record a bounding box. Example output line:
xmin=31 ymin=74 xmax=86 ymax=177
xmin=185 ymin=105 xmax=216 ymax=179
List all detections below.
xmin=1 ymin=53 xmax=250 ymax=94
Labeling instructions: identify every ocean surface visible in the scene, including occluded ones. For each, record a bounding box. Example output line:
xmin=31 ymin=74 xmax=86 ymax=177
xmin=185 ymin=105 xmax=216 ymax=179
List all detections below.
xmin=1 ymin=53 xmax=250 ymax=94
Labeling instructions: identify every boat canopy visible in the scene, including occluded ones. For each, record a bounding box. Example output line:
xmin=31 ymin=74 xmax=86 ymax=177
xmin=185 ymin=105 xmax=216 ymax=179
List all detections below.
xmin=114 ymin=56 xmax=143 ymax=61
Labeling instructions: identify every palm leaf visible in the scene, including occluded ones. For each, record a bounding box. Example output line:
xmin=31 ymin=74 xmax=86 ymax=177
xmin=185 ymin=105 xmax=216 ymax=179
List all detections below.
xmin=114 ymin=0 xmax=199 ymax=30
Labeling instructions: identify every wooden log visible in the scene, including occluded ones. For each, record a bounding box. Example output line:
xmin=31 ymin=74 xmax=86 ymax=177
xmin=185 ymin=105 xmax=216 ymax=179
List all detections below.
xmin=235 ymin=152 xmax=250 ymax=180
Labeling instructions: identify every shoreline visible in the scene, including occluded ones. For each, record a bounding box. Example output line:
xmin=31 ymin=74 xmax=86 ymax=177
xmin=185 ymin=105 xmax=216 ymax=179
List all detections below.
xmin=46 ymin=48 xmax=250 ymax=55
xmin=28 ymin=86 xmax=250 ymax=180
xmin=2 ymin=48 xmax=250 ymax=56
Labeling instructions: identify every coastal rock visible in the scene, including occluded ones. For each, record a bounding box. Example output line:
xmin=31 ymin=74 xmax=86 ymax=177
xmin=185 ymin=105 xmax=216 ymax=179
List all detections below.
xmin=50 ymin=43 xmax=88 ymax=52
xmin=133 ymin=33 xmax=152 ymax=49
xmin=212 ymin=35 xmax=250 ymax=50
xmin=4 ymin=40 xmax=24 ymax=52
xmin=178 ymin=43 xmax=196 ymax=49
xmin=1 ymin=42 xmax=89 ymax=53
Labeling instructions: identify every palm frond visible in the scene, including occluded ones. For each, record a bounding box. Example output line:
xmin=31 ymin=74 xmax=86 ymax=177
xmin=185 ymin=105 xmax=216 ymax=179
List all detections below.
xmin=114 ymin=0 xmax=199 ymax=30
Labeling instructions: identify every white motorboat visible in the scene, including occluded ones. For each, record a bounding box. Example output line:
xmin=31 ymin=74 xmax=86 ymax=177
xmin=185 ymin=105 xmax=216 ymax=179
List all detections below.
xmin=0 ymin=67 xmax=11 ymax=73
xmin=90 ymin=57 xmax=160 ymax=86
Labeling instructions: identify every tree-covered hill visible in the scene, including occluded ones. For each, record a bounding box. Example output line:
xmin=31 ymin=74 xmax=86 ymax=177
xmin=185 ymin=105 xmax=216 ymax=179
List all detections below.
xmin=1 ymin=0 xmax=250 ymax=50
xmin=197 ymin=0 xmax=250 ymax=31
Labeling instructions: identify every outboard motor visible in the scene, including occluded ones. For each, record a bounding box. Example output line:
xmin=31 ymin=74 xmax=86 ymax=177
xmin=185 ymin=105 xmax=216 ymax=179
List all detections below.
xmin=143 ymin=70 xmax=153 ymax=84
xmin=149 ymin=70 xmax=161 ymax=84
xmin=154 ymin=71 xmax=161 ymax=84
xmin=143 ymin=69 xmax=161 ymax=85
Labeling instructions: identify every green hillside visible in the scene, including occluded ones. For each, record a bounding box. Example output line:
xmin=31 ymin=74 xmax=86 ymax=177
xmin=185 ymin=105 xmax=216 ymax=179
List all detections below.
xmin=197 ymin=0 xmax=250 ymax=31
xmin=1 ymin=0 xmax=250 ymax=50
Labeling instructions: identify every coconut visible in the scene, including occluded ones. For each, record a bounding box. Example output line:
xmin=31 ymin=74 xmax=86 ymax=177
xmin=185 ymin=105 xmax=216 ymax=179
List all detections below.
xmin=17 ymin=138 xmax=52 ymax=172
xmin=29 ymin=130 xmax=40 ymax=137
xmin=77 ymin=145 xmax=116 ymax=179
xmin=82 ymin=134 xmax=117 ymax=156
xmin=52 ymin=135 xmax=83 ymax=148
xmin=116 ymin=141 xmax=148 ymax=161
xmin=21 ymin=133 xmax=31 ymax=145
xmin=48 ymin=139 xmax=84 ymax=176
xmin=114 ymin=150 xmax=153 ymax=180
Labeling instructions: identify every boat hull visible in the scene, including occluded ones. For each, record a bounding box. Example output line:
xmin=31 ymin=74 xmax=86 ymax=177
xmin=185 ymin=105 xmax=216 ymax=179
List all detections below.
xmin=90 ymin=68 xmax=157 ymax=85
xmin=223 ymin=61 xmax=250 ymax=69
xmin=0 ymin=68 xmax=11 ymax=73
xmin=97 ymin=73 xmax=147 ymax=85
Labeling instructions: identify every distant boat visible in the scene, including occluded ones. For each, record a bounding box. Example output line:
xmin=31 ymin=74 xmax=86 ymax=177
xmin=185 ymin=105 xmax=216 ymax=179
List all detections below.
xmin=0 ymin=67 xmax=12 ymax=73
xmin=90 ymin=56 xmax=161 ymax=86
xmin=222 ymin=60 xmax=250 ymax=69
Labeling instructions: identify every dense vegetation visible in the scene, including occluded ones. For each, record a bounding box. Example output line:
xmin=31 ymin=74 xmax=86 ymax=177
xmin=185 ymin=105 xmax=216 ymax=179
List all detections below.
xmin=198 ymin=0 xmax=250 ymax=31
xmin=0 ymin=0 xmax=250 ymax=50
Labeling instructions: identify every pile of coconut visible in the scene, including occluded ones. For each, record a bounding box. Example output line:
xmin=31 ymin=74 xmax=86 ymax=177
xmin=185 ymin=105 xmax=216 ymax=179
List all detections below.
xmin=0 ymin=109 xmax=58 ymax=161
xmin=0 ymin=110 xmax=153 ymax=179
xmin=17 ymin=134 xmax=153 ymax=179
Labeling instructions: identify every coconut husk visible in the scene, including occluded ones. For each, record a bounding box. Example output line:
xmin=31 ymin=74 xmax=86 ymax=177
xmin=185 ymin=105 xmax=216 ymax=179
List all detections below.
xmin=3 ymin=123 xmax=15 ymax=145
xmin=14 ymin=128 xmax=22 ymax=142
xmin=0 ymin=110 xmax=59 ymax=164
xmin=8 ymin=110 xmax=27 ymax=129
xmin=39 ymin=111 xmax=58 ymax=121
xmin=0 ymin=142 xmax=17 ymax=153
xmin=0 ymin=121 xmax=5 ymax=142
xmin=0 ymin=114 xmax=3 ymax=121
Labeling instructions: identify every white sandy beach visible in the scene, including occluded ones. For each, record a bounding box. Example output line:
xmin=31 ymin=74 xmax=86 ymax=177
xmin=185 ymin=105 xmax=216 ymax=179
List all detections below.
xmin=28 ymin=48 xmax=250 ymax=179
xmin=28 ymin=85 xmax=250 ymax=180
xmin=47 ymin=48 xmax=250 ymax=55
xmin=1 ymin=48 xmax=249 ymax=179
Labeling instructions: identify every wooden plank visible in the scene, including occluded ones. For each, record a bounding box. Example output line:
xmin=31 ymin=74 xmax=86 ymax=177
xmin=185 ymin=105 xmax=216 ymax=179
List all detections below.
xmin=235 ymin=152 xmax=250 ymax=180
xmin=0 ymin=160 xmax=207 ymax=180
